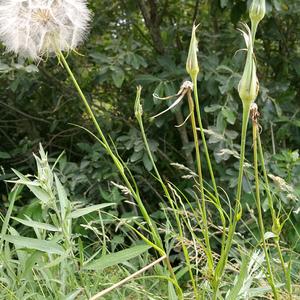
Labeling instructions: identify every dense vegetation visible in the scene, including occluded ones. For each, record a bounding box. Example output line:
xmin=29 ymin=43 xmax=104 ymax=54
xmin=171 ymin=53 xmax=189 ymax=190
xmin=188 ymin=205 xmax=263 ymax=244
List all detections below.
xmin=0 ymin=0 xmax=299 ymax=299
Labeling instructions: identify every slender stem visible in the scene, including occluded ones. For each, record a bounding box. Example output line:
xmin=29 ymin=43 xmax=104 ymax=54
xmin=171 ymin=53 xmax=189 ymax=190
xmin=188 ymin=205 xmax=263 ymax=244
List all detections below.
xmin=187 ymin=90 xmax=214 ymax=272
xmin=214 ymin=102 xmax=250 ymax=290
xmin=0 ymin=185 xmax=23 ymax=251
xmin=251 ymin=21 xmax=258 ymax=42
xmin=89 ymin=255 xmax=168 ymax=300
xmin=257 ymin=133 xmax=292 ymax=297
xmin=192 ymin=78 xmax=226 ymax=250
xmin=58 ymin=51 xmax=162 ymax=248
xmin=135 ymin=87 xmax=187 ymax=299
xmin=253 ymin=119 xmax=278 ymax=299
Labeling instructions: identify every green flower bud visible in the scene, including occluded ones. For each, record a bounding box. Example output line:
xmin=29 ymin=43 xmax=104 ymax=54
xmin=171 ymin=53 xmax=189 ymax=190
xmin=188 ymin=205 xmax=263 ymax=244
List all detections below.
xmin=249 ymin=0 xmax=266 ymax=24
xmin=186 ymin=24 xmax=200 ymax=80
xmin=238 ymin=25 xmax=259 ymax=106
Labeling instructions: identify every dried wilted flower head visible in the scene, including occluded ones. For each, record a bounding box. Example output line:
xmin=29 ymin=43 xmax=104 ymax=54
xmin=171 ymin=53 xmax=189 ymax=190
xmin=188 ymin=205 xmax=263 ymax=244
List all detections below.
xmin=0 ymin=0 xmax=91 ymax=60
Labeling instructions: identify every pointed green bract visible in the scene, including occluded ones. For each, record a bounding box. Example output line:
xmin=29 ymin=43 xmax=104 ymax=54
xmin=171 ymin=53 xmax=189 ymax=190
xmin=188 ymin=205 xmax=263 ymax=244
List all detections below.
xmin=186 ymin=24 xmax=200 ymax=80
xmin=238 ymin=25 xmax=259 ymax=106
xmin=249 ymin=0 xmax=266 ymax=24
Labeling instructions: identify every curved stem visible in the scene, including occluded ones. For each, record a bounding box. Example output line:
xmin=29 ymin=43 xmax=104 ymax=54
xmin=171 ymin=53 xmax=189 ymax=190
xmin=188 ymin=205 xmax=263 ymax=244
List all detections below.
xmin=135 ymin=87 xmax=188 ymax=299
xmin=58 ymin=51 xmax=162 ymax=248
xmin=257 ymin=133 xmax=292 ymax=298
xmin=214 ymin=102 xmax=250 ymax=290
xmin=187 ymin=90 xmax=214 ymax=273
xmin=192 ymin=78 xmax=226 ymax=250
xmin=253 ymin=119 xmax=278 ymax=300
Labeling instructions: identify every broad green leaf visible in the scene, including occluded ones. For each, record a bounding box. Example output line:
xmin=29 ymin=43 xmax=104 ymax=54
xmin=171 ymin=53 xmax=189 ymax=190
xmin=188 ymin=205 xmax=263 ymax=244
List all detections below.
xmin=70 ymin=203 xmax=115 ymax=219
xmin=83 ymin=244 xmax=151 ymax=270
xmin=1 ymin=235 xmax=64 ymax=255
xmin=12 ymin=217 xmax=60 ymax=232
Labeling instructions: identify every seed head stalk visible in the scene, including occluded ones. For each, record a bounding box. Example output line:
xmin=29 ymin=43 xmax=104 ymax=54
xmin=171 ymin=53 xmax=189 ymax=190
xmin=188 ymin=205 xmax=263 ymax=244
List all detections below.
xmin=57 ymin=51 xmax=163 ymax=250
xmin=252 ymin=105 xmax=278 ymax=299
xmin=135 ymin=86 xmax=190 ymax=299
xmin=58 ymin=51 xmax=185 ymax=296
xmin=214 ymin=101 xmax=251 ymax=292
xmin=186 ymin=24 xmax=226 ymax=282
xmin=192 ymin=78 xmax=227 ymax=247
xmin=187 ymin=89 xmax=214 ymax=273
xmin=257 ymin=133 xmax=292 ymax=298
xmin=186 ymin=24 xmax=227 ymax=256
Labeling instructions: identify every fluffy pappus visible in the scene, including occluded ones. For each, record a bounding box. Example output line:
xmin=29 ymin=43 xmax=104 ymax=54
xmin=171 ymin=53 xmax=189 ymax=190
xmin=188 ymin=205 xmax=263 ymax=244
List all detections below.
xmin=0 ymin=0 xmax=91 ymax=60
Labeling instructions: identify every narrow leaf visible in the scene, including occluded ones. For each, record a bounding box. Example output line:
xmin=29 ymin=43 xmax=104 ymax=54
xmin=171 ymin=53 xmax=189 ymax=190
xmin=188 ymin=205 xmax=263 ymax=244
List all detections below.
xmin=84 ymin=244 xmax=151 ymax=271
xmin=1 ymin=235 xmax=64 ymax=255
xmin=12 ymin=217 xmax=60 ymax=232
xmin=70 ymin=203 xmax=115 ymax=219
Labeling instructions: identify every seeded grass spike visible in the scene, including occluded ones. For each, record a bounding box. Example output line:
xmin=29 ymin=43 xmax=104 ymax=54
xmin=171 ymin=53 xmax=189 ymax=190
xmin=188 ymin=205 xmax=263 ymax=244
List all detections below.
xmin=0 ymin=0 xmax=91 ymax=60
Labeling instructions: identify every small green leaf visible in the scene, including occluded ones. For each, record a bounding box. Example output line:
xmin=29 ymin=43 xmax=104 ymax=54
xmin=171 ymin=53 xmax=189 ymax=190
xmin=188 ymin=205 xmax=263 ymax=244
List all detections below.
xmin=204 ymin=104 xmax=222 ymax=113
xmin=84 ymin=244 xmax=151 ymax=270
xmin=111 ymin=68 xmax=125 ymax=88
xmin=222 ymin=107 xmax=236 ymax=125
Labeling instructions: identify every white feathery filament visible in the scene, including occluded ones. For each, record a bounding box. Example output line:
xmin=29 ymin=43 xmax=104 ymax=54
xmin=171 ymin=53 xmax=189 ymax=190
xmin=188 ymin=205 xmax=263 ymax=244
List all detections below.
xmin=0 ymin=0 xmax=91 ymax=60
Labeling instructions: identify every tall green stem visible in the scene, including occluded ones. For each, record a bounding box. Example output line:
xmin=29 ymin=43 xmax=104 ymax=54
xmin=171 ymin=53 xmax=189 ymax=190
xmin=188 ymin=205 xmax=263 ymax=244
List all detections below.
xmin=257 ymin=133 xmax=292 ymax=298
xmin=187 ymin=91 xmax=214 ymax=273
xmin=58 ymin=51 xmax=162 ymax=248
xmin=252 ymin=117 xmax=278 ymax=299
xmin=192 ymin=78 xmax=226 ymax=250
xmin=214 ymin=102 xmax=250 ymax=290
xmin=135 ymin=87 xmax=188 ymax=299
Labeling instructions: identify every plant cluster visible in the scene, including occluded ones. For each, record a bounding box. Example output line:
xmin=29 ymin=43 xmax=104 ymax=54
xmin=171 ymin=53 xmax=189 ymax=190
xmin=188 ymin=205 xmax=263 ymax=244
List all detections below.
xmin=0 ymin=0 xmax=299 ymax=299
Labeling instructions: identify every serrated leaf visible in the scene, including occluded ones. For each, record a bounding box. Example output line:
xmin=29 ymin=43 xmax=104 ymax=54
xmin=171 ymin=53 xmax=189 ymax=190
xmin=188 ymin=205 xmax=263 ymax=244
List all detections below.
xmin=84 ymin=244 xmax=151 ymax=270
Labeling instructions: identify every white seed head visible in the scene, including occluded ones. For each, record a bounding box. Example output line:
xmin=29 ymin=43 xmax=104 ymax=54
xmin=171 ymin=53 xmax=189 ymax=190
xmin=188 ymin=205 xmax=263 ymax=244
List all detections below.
xmin=0 ymin=0 xmax=91 ymax=60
